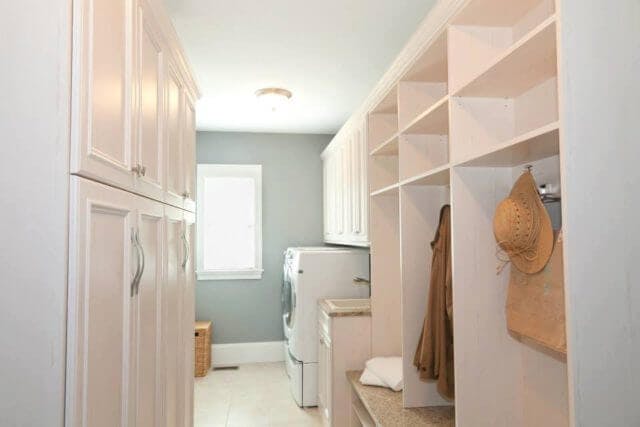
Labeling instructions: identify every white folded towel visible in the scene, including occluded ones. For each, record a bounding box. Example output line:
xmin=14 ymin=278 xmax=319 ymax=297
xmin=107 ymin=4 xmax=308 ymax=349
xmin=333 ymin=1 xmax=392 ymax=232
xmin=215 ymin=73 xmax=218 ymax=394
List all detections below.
xmin=359 ymin=356 xmax=403 ymax=391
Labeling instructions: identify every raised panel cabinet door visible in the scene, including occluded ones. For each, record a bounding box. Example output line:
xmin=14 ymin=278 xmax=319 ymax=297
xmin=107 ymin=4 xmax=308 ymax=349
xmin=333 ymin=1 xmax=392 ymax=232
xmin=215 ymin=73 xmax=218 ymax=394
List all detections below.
xmin=71 ymin=0 xmax=136 ymax=190
xmin=163 ymin=205 xmax=185 ymax=427
xmin=164 ymin=63 xmax=184 ymax=209
xmin=181 ymin=213 xmax=196 ymax=427
xmin=66 ymin=176 xmax=137 ymax=427
xmin=182 ymin=94 xmax=197 ymax=212
xmin=134 ymin=4 xmax=165 ymax=201
xmin=133 ymin=197 xmax=164 ymax=427
xmin=352 ymin=125 xmax=369 ymax=245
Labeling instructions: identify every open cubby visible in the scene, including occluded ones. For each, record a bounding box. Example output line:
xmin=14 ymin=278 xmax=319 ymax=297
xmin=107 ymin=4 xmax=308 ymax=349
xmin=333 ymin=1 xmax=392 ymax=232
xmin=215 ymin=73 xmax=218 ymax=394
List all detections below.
xmin=399 ymin=184 xmax=452 ymax=408
xmin=450 ymin=76 xmax=559 ymax=164
xmin=399 ymin=134 xmax=449 ymax=182
xmin=451 ymin=156 xmax=568 ymax=427
xmin=369 ymin=154 xmax=399 ymax=195
xmin=448 ymin=0 xmax=555 ymax=94
xmin=398 ymin=31 xmax=448 ymax=132
xmin=368 ymin=87 xmax=399 ymax=151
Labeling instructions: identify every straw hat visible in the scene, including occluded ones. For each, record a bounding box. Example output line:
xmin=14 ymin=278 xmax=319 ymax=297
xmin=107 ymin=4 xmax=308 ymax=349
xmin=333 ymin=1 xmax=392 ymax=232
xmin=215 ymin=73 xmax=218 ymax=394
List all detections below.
xmin=493 ymin=171 xmax=553 ymax=274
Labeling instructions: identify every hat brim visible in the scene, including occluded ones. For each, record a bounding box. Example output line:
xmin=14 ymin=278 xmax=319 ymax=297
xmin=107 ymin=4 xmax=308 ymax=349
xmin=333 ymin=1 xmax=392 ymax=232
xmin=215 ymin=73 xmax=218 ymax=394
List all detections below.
xmin=509 ymin=173 xmax=554 ymax=274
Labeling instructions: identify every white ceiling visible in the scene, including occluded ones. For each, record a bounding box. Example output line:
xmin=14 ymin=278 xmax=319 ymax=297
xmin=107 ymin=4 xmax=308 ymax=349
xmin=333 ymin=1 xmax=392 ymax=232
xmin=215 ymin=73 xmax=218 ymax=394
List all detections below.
xmin=165 ymin=0 xmax=437 ymax=134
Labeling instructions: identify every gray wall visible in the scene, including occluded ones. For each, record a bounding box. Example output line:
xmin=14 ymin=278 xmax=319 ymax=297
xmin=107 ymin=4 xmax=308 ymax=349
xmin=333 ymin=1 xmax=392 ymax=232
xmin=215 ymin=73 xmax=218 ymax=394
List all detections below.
xmin=196 ymin=131 xmax=331 ymax=344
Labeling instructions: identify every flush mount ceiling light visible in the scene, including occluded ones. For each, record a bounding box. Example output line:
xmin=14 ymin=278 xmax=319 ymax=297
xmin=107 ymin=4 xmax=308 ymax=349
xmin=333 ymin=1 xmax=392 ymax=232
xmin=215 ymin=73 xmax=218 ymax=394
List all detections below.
xmin=255 ymin=87 xmax=292 ymax=112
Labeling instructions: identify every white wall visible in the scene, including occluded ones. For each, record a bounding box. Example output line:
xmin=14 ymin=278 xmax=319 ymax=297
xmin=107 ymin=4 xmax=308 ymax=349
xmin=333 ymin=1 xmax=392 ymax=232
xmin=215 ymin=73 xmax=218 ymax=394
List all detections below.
xmin=558 ymin=0 xmax=640 ymax=425
xmin=0 ymin=1 xmax=71 ymax=425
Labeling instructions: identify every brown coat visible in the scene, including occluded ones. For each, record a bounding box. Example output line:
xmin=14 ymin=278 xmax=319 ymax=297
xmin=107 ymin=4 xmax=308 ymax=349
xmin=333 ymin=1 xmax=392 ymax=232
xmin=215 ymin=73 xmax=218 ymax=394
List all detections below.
xmin=413 ymin=205 xmax=454 ymax=400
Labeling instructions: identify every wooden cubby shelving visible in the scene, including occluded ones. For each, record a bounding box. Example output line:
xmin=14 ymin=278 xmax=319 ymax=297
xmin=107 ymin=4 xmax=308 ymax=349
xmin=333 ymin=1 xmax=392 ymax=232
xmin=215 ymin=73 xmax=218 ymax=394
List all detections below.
xmin=366 ymin=0 xmax=569 ymax=424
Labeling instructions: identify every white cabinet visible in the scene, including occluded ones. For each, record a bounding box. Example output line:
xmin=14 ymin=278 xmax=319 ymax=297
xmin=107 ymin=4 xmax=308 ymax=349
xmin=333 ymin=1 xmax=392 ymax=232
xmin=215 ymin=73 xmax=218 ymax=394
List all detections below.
xmin=322 ymin=121 xmax=369 ymax=246
xmin=134 ymin=3 xmax=165 ymax=202
xmin=67 ymin=177 xmax=137 ymax=427
xmin=134 ymin=196 xmax=165 ymax=427
xmin=182 ymin=95 xmax=197 ymax=212
xmin=317 ymin=309 xmax=371 ymax=427
xmin=71 ymin=0 xmax=136 ymax=191
xmin=67 ymin=176 xmax=196 ymax=427
xmin=71 ymin=0 xmax=198 ymax=212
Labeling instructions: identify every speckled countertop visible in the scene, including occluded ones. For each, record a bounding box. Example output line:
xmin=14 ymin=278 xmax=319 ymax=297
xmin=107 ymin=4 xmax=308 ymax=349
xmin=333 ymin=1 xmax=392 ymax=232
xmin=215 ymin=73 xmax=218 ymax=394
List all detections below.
xmin=347 ymin=370 xmax=455 ymax=426
xmin=318 ymin=299 xmax=371 ymax=317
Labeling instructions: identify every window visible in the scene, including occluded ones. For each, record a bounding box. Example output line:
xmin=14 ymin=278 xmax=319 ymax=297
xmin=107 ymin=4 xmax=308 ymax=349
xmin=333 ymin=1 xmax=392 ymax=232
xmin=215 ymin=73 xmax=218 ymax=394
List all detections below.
xmin=197 ymin=164 xmax=263 ymax=280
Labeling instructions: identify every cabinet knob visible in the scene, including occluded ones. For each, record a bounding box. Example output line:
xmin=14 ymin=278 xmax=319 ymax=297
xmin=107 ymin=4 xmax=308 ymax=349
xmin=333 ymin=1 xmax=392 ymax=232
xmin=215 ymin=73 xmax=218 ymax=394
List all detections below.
xmin=182 ymin=191 xmax=191 ymax=199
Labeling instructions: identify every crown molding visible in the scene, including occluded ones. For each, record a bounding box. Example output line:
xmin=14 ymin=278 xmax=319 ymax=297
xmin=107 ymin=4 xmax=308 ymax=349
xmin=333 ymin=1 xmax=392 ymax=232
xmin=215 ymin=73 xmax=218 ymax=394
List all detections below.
xmin=322 ymin=0 xmax=468 ymax=154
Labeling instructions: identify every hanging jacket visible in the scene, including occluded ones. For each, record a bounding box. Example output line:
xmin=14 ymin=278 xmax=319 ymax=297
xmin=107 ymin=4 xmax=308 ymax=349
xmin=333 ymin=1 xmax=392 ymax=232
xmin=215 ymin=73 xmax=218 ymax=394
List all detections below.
xmin=413 ymin=204 xmax=454 ymax=399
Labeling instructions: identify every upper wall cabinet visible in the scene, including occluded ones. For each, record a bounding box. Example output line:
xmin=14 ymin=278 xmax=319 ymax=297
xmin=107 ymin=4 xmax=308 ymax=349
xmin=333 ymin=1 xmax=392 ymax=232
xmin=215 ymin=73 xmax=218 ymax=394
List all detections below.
xmin=322 ymin=121 xmax=369 ymax=247
xmin=71 ymin=0 xmax=199 ymax=212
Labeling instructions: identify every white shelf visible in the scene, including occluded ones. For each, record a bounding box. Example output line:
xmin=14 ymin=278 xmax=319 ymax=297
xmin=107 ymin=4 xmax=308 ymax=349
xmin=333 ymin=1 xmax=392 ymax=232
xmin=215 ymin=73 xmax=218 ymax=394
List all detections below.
xmin=370 ymin=183 xmax=400 ymax=197
xmin=400 ymin=164 xmax=450 ymax=186
xmin=401 ymin=96 xmax=449 ymax=136
xmin=370 ymin=133 xmax=399 ymax=156
xmin=454 ymin=121 xmax=559 ymax=167
xmin=454 ymin=16 xmax=557 ymax=98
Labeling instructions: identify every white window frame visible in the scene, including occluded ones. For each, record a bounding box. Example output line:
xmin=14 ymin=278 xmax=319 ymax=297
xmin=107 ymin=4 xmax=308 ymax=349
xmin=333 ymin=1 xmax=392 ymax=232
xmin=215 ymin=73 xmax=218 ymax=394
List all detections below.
xmin=196 ymin=164 xmax=263 ymax=280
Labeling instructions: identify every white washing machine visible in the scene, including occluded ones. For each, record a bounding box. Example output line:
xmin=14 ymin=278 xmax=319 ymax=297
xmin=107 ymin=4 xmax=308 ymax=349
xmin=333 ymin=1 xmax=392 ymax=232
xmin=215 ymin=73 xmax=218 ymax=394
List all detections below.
xmin=281 ymin=247 xmax=370 ymax=407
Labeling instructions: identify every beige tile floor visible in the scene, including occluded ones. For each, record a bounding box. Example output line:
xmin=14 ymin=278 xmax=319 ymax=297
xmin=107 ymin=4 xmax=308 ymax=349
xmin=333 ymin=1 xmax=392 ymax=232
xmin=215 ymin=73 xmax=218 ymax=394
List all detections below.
xmin=195 ymin=362 xmax=323 ymax=427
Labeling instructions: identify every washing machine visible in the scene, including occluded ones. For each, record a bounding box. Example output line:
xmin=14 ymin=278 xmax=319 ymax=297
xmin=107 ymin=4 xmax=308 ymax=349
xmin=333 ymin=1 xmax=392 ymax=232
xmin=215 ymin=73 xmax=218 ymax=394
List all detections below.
xmin=281 ymin=247 xmax=370 ymax=407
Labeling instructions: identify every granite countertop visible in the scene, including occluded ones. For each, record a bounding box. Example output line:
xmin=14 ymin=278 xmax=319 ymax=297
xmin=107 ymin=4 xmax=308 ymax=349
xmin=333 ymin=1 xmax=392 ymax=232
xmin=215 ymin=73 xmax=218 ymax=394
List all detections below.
xmin=346 ymin=370 xmax=455 ymax=427
xmin=318 ymin=299 xmax=371 ymax=317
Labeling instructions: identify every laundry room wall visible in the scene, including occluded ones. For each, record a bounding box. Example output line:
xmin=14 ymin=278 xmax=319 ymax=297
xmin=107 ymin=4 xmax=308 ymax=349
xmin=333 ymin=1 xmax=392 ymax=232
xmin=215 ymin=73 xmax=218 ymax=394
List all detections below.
xmin=196 ymin=131 xmax=331 ymax=344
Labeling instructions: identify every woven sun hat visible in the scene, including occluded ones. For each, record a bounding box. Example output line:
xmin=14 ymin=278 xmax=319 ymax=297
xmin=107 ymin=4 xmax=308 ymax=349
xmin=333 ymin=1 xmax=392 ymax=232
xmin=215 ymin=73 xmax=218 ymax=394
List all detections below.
xmin=493 ymin=171 xmax=553 ymax=274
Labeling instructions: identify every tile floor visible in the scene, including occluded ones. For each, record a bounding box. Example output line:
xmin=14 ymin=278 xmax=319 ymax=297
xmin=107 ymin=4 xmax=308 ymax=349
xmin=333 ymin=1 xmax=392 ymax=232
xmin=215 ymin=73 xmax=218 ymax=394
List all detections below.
xmin=195 ymin=362 xmax=323 ymax=427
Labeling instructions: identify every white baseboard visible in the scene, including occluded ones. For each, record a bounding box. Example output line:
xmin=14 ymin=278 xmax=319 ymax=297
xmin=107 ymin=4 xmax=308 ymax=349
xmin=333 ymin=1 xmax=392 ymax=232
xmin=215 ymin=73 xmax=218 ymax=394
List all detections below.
xmin=212 ymin=341 xmax=285 ymax=367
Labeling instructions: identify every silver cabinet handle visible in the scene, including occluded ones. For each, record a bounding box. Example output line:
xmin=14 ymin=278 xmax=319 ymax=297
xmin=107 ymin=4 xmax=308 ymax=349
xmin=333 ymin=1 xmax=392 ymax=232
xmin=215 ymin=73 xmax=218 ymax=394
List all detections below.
xmin=134 ymin=230 xmax=145 ymax=295
xmin=353 ymin=276 xmax=370 ymax=284
xmin=132 ymin=164 xmax=147 ymax=177
xmin=131 ymin=229 xmax=142 ymax=297
xmin=182 ymin=191 xmax=191 ymax=199
xmin=181 ymin=232 xmax=189 ymax=271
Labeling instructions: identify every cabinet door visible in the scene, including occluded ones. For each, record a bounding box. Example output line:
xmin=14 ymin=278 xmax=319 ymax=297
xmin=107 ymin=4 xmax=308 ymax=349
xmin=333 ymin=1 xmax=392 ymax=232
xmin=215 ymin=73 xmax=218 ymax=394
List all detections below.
xmin=71 ymin=0 xmax=136 ymax=191
xmin=163 ymin=205 xmax=185 ymax=426
xmin=165 ymin=63 xmax=184 ymax=209
xmin=350 ymin=126 xmax=369 ymax=245
xmin=67 ymin=176 xmax=137 ymax=427
xmin=318 ymin=333 xmax=332 ymax=423
xmin=134 ymin=5 xmax=165 ymax=201
xmin=323 ymin=154 xmax=334 ymax=241
xmin=133 ymin=198 xmax=164 ymax=427
xmin=181 ymin=212 xmax=196 ymax=427
xmin=182 ymin=94 xmax=197 ymax=212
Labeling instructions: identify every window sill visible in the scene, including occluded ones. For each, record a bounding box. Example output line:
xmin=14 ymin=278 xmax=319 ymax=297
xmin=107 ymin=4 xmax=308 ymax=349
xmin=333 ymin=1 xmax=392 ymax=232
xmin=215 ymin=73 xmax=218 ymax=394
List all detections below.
xmin=197 ymin=269 xmax=264 ymax=281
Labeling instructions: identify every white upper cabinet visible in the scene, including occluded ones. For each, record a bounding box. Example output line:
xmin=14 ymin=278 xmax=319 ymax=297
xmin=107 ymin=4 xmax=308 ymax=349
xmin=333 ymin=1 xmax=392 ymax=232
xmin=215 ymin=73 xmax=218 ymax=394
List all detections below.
xmin=134 ymin=4 xmax=165 ymax=202
xmin=164 ymin=62 xmax=185 ymax=209
xmin=322 ymin=120 xmax=369 ymax=247
xmin=71 ymin=0 xmax=136 ymax=190
xmin=71 ymin=0 xmax=199 ymax=211
xmin=181 ymin=93 xmax=197 ymax=212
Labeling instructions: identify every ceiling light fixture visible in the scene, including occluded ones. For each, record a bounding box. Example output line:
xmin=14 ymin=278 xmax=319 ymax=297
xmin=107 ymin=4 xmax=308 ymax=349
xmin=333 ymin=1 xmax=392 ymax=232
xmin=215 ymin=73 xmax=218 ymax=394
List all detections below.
xmin=255 ymin=87 xmax=292 ymax=112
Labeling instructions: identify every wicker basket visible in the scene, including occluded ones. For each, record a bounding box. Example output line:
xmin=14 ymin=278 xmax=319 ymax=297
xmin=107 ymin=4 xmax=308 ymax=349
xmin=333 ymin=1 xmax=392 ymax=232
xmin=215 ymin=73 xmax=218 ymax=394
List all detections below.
xmin=194 ymin=321 xmax=212 ymax=377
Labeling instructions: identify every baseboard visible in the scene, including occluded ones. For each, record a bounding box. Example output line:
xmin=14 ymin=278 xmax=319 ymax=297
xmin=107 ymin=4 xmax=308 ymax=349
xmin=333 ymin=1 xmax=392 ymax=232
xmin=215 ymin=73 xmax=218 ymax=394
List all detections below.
xmin=211 ymin=341 xmax=285 ymax=367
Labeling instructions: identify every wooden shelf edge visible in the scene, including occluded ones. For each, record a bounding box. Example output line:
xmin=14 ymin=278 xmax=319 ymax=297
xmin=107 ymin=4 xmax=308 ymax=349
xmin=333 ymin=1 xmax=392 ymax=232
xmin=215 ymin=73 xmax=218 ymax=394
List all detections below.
xmin=452 ymin=14 xmax=557 ymax=97
xmin=370 ymin=183 xmax=400 ymax=197
xmin=370 ymin=132 xmax=400 ymax=156
xmin=400 ymin=164 xmax=451 ymax=186
xmin=400 ymin=95 xmax=450 ymax=136
xmin=453 ymin=121 xmax=560 ymax=167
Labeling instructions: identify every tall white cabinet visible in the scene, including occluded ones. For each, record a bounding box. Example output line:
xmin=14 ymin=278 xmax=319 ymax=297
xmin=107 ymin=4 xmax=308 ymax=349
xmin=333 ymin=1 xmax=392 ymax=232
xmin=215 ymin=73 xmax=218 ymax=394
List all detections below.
xmin=64 ymin=0 xmax=200 ymax=426
xmin=322 ymin=122 xmax=369 ymax=247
